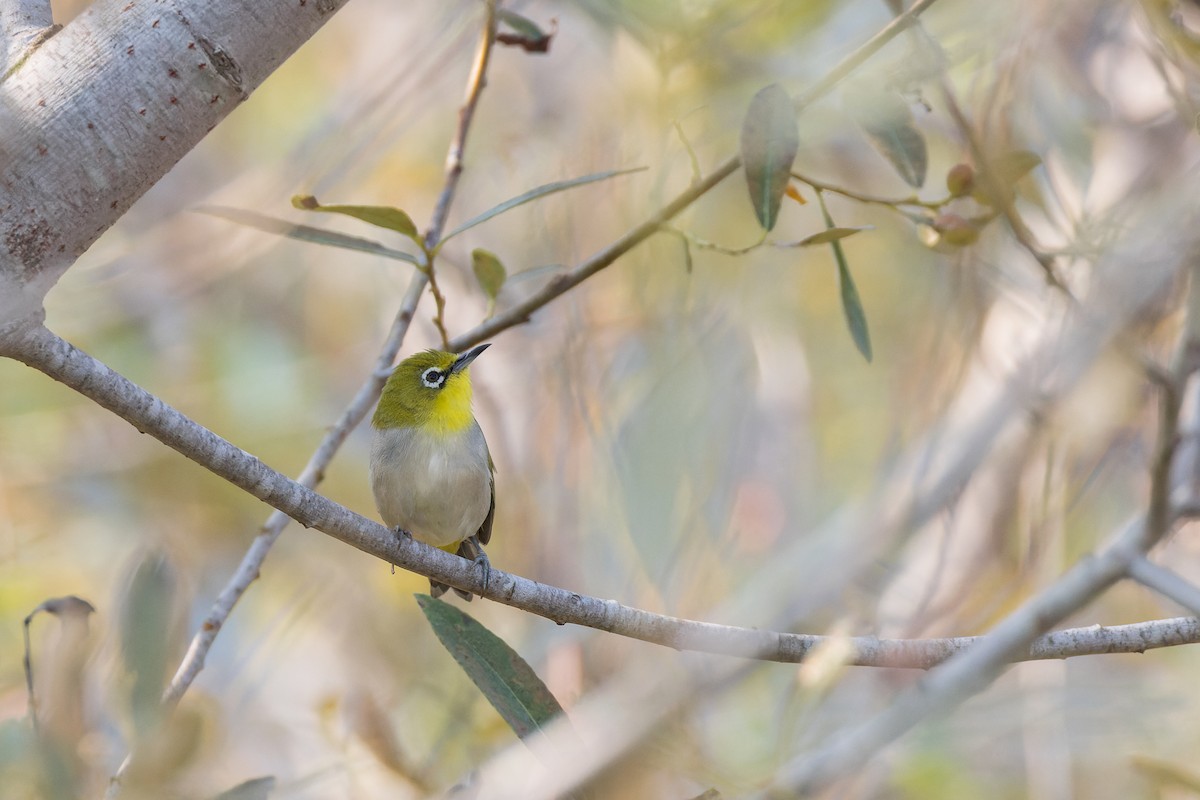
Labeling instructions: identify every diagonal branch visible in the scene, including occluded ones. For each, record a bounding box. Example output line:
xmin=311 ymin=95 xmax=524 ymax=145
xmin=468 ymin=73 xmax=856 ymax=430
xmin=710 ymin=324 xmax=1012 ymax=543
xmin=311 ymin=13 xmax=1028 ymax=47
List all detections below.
xmin=0 ymin=0 xmax=56 ymax=77
xmin=0 ymin=0 xmax=352 ymax=332
xmin=10 ymin=318 xmax=1200 ymax=683
xmin=763 ymin=244 xmax=1200 ymax=797
xmin=153 ymin=0 xmax=499 ymax=749
xmin=447 ymin=0 xmax=942 ymax=352
xmin=1128 ymin=556 xmax=1200 ymax=618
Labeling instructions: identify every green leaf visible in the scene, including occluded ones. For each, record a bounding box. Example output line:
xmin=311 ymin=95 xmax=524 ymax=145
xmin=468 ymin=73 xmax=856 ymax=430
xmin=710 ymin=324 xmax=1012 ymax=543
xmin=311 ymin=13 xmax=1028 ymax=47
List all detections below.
xmin=498 ymin=9 xmax=544 ymax=39
xmin=817 ymin=194 xmax=872 ymax=362
xmin=854 ymin=89 xmax=927 ymax=188
xmin=472 ymin=249 xmax=507 ymax=309
xmin=440 ymin=167 xmax=645 ymax=245
xmin=291 ymin=195 xmax=419 ymax=240
xmin=775 ymin=226 xmax=872 ymax=247
xmin=120 ymin=553 xmax=176 ymax=734
xmin=497 ymin=10 xmax=555 ymax=53
xmin=211 ymin=777 xmax=276 ymax=800
xmin=197 ymin=206 xmax=421 ymax=267
xmin=417 ymin=595 xmax=565 ymax=741
xmin=740 ymin=83 xmax=799 ymax=231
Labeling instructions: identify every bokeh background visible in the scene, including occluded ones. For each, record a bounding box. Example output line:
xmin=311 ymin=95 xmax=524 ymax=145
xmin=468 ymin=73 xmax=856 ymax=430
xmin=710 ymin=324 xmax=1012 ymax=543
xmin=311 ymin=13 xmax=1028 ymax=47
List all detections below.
xmin=4 ymin=0 xmax=1200 ymax=797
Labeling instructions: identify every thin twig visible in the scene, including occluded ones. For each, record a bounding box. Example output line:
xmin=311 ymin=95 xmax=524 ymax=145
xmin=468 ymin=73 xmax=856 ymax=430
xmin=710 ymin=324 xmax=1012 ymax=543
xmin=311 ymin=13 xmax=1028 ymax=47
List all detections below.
xmin=158 ymin=280 xmax=425 ymax=714
xmin=448 ymin=0 xmax=942 ymax=352
xmin=423 ymin=0 xmax=497 ymax=347
xmin=764 ymin=517 xmax=1145 ymax=795
xmin=16 ymin=320 xmax=1191 ymax=670
xmin=792 ymin=170 xmax=946 ymax=211
xmin=104 ymin=4 xmax=501 ymax=795
xmin=763 ymin=225 xmax=1198 ymax=797
xmin=1128 ymin=557 xmax=1200 ymax=617
xmin=936 ymin=85 xmax=1068 ymax=293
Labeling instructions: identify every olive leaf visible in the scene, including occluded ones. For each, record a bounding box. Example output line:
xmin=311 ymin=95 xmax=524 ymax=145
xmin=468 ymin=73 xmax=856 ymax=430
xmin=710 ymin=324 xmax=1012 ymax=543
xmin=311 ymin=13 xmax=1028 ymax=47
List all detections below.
xmin=472 ymin=248 xmax=507 ymax=316
xmin=817 ymin=193 xmax=872 ymax=362
xmin=291 ymin=195 xmax=420 ymax=242
xmin=851 ymin=86 xmax=927 ymax=188
xmin=439 ymin=167 xmax=645 ymax=247
xmin=197 ymin=206 xmax=420 ymax=266
xmin=740 ymin=83 xmax=799 ymax=231
xmin=418 ymin=595 xmax=566 ymax=742
xmin=775 ymin=226 xmax=872 ymax=247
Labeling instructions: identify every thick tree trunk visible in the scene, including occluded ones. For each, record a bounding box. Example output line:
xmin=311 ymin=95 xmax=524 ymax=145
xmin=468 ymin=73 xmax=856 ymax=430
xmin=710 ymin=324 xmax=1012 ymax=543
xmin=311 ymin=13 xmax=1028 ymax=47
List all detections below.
xmin=0 ymin=0 xmax=348 ymax=335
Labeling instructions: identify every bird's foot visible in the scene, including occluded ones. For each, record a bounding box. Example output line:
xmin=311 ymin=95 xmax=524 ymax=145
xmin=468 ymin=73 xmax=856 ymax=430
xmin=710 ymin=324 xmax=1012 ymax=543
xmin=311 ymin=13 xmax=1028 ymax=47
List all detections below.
xmin=458 ymin=536 xmax=491 ymax=596
xmin=389 ymin=528 xmax=414 ymax=574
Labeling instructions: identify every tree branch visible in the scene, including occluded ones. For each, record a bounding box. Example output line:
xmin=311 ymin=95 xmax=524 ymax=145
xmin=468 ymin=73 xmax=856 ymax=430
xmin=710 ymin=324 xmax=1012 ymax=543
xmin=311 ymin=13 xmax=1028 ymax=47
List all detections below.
xmin=446 ymin=0 xmax=942 ymax=352
xmin=126 ymin=0 xmax=501 ymax=780
xmin=10 ymin=317 xmax=1196 ymax=676
xmin=1128 ymin=556 xmax=1200 ymax=618
xmin=0 ymin=0 xmax=351 ymax=334
xmin=762 ymin=209 xmax=1200 ymax=796
xmin=0 ymin=0 xmax=56 ymax=77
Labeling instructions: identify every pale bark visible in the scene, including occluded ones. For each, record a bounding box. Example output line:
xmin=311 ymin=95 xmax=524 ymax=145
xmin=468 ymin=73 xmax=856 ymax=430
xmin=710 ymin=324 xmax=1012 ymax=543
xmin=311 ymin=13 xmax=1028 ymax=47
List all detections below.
xmin=0 ymin=0 xmax=348 ymax=336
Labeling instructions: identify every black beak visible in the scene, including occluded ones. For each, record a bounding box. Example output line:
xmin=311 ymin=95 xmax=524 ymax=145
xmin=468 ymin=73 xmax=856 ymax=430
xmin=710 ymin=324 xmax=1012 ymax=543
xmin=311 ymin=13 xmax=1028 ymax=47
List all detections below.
xmin=450 ymin=343 xmax=490 ymax=374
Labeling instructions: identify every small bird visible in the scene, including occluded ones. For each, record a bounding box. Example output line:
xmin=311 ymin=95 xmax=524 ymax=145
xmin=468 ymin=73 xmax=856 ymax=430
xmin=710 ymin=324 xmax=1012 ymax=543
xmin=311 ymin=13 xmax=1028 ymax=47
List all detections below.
xmin=370 ymin=344 xmax=495 ymax=600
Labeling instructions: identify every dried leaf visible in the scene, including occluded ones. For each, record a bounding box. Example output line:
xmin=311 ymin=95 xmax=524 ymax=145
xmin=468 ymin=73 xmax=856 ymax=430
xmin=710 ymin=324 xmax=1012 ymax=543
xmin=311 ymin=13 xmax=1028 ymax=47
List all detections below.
xmin=497 ymin=10 xmax=554 ymax=53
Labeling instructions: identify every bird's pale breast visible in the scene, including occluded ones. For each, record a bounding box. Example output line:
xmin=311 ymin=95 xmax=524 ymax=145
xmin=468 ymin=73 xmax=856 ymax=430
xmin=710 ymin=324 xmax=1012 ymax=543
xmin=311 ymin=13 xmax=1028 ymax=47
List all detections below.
xmin=370 ymin=421 xmax=491 ymax=549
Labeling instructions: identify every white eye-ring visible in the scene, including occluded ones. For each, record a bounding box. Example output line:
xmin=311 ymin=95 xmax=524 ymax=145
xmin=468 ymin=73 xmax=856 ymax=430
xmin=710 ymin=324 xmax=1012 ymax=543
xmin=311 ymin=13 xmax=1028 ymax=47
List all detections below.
xmin=421 ymin=367 xmax=446 ymax=389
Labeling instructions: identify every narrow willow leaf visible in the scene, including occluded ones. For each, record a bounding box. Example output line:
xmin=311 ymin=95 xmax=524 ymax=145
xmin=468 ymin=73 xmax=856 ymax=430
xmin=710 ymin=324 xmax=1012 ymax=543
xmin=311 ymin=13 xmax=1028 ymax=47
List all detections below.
xmin=472 ymin=249 xmax=507 ymax=317
xmin=817 ymin=194 xmax=872 ymax=362
xmin=854 ymin=89 xmax=927 ymax=188
xmin=440 ymin=167 xmax=645 ymax=245
xmin=740 ymin=83 xmax=799 ymax=230
xmin=211 ymin=776 xmax=276 ymax=800
xmin=775 ymin=226 xmax=872 ymax=247
xmin=291 ymin=195 xmax=419 ymax=240
xmin=197 ymin=206 xmax=421 ymax=266
xmin=834 ymin=242 xmax=872 ymax=362
xmin=418 ymin=595 xmax=564 ymax=740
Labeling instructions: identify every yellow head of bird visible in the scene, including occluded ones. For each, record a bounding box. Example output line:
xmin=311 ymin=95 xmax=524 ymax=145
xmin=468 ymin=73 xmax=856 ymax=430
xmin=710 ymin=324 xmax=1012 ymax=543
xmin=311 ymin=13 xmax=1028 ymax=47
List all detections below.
xmin=372 ymin=344 xmax=490 ymax=434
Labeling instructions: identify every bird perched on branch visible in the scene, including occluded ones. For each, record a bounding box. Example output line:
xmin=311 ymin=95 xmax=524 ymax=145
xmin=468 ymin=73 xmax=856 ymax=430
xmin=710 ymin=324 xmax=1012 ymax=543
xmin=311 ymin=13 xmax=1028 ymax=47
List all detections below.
xmin=370 ymin=344 xmax=494 ymax=600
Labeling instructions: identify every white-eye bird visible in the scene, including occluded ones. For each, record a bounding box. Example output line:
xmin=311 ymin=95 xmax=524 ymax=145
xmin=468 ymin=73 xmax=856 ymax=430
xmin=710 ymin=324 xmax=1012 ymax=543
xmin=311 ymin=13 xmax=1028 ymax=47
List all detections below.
xmin=370 ymin=343 xmax=494 ymax=600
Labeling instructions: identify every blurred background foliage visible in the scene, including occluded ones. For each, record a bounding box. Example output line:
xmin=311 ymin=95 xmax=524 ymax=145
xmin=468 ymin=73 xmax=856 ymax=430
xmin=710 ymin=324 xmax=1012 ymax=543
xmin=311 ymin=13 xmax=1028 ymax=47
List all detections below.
xmin=4 ymin=0 xmax=1200 ymax=797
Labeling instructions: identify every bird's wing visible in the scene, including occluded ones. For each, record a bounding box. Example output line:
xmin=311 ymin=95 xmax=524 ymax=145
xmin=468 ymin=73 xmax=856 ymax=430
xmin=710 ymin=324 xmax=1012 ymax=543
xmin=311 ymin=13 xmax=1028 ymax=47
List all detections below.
xmin=477 ymin=469 xmax=495 ymax=546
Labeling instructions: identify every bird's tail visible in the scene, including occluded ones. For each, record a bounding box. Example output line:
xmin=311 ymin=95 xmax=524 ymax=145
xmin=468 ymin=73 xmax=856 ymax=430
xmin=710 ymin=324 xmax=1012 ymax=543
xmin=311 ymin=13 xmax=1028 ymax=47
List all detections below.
xmin=430 ymin=537 xmax=490 ymax=601
xmin=430 ymin=579 xmax=473 ymax=601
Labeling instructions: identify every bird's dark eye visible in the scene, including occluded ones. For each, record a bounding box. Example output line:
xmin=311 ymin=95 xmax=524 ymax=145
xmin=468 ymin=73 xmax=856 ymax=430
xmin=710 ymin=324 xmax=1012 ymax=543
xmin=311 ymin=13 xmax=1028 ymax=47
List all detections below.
xmin=421 ymin=367 xmax=446 ymax=389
